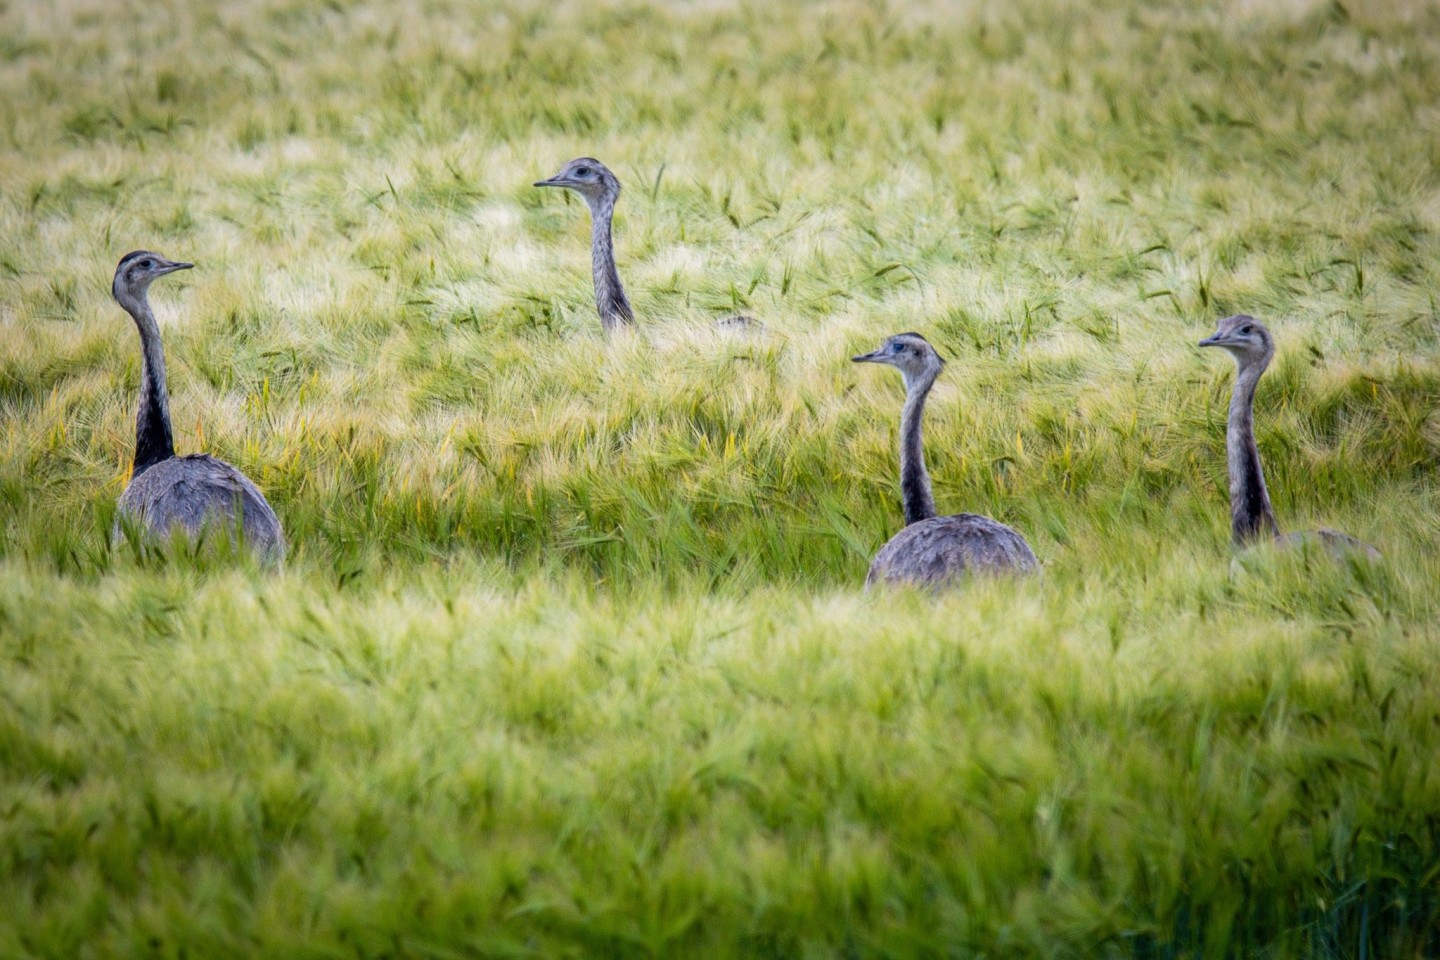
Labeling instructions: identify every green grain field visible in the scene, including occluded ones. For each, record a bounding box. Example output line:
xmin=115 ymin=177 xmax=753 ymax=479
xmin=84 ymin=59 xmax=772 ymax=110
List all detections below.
xmin=3 ymin=0 xmax=1440 ymax=956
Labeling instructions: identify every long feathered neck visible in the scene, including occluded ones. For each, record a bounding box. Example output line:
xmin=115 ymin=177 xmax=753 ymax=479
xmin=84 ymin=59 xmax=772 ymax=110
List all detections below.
xmin=586 ymin=191 xmax=634 ymax=332
xmin=899 ymin=368 xmax=939 ymax=525
xmin=1227 ymin=361 xmax=1279 ymax=545
xmin=117 ymin=286 xmax=175 ymax=476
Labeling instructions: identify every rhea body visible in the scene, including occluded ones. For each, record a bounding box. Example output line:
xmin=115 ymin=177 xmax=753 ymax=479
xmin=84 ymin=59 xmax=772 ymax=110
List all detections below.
xmin=1198 ymin=314 xmax=1378 ymax=558
xmin=533 ymin=157 xmax=757 ymax=332
xmin=111 ymin=251 xmax=285 ymax=563
xmin=853 ymin=333 xmax=1037 ymax=588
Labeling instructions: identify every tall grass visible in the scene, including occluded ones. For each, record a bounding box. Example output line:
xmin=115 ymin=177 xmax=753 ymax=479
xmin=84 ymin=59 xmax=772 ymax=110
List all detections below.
xmin=2 ymin=0 xmax=1438 ymax=955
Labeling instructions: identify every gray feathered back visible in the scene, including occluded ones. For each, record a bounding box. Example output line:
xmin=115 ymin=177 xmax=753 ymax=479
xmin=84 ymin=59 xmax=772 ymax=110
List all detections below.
xmin=867 ymin=513 xmax=1037 ymax=589
xmin=115 ymin=454 xmax=285 ymax=563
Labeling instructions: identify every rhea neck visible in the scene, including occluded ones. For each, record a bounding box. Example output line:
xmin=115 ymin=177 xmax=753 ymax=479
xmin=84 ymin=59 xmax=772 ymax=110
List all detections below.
xmin=898 ymin=365 xmax=940 ymax=525
xmin=115 ymin=283 xmax=175 ymax=476
xmin=1226 ymin=356 xmax=1279 ymax=545
xmin=584 ymin=189 xmax=634 ymax=332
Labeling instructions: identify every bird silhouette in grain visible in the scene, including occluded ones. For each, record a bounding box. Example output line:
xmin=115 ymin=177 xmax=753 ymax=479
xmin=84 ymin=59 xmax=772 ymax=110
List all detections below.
xmin=1199 ymin=314 xmax=1379 ymax=559
xmin=853 ymin=332 xmax=1037 ymax=588
xmin=110 ymin=251 xmax=285 ymax=563
xmin=533 ymin=157 xmax=758 ymax=333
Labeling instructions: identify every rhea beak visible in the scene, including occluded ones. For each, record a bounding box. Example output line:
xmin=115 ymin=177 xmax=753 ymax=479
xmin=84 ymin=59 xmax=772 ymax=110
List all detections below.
xmin=1198 ymin=333 xmax=1225 ymax=348
xmin=533 ymin=175 xmax=567 ymax=188
xmin=161 ymin=261 xmax=194 ymax=275
xmin=851 ymin=350 xmax=883 ymax=363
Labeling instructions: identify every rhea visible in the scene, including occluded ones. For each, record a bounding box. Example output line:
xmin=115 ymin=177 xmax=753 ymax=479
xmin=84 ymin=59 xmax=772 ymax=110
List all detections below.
xmin=853 ymin=332 xmax=1037 ymax=588
xmin=533 ymin=157 xmax=757 ymax=333
xmin=1199 ymin=314 xmax=1378 ymax=558
xmin=111 ymin=251 xmax=285 ymax=563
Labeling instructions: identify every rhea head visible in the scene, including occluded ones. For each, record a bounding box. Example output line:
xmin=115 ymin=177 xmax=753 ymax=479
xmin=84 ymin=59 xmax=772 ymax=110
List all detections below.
xmin=1198 ymin=314 xmax=1275 ymax=371
xmin=112 ymin=251 xmax=193 ymax=307
xmin=852 ymin=332 xmax=945 ymax=391
xmin=533 ymin=158 xmax=621 ymax=207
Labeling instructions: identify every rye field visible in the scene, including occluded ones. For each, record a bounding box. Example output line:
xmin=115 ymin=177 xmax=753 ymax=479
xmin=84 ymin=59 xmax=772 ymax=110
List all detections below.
xmin=3 ymin=0 xmax=1440 ymax=956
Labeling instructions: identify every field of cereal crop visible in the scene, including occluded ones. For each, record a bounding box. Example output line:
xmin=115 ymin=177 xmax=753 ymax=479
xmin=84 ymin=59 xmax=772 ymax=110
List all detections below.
xmin=2 ymin=0 xmax=1439 ymax=955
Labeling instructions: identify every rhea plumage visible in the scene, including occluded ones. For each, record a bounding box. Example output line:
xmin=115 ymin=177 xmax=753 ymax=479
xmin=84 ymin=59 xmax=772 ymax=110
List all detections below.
xmin=1198 ymin=314 xmax=1379 ymax=559
xmin=533 ymin=157 xmax=758 ymax=333
xmin=853 ymin=332 xmax=1038 ymax=588
xmin=111 ymin=251 xmax=285 ymax=563
xmin=534 ymin=158 xmax=634 ymax=332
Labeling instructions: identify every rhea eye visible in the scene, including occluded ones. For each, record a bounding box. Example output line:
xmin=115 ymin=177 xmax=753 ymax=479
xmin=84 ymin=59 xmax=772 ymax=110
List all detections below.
xmin=140 ymin=258 xmax=154 ymax=269
xmin=1239 ymin=324 xmax=1253 ymax=335
xmin=574 ymin=166 xmax=591 ymax=177
xmin=890 ymin=342 xmax=903 ymax=353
